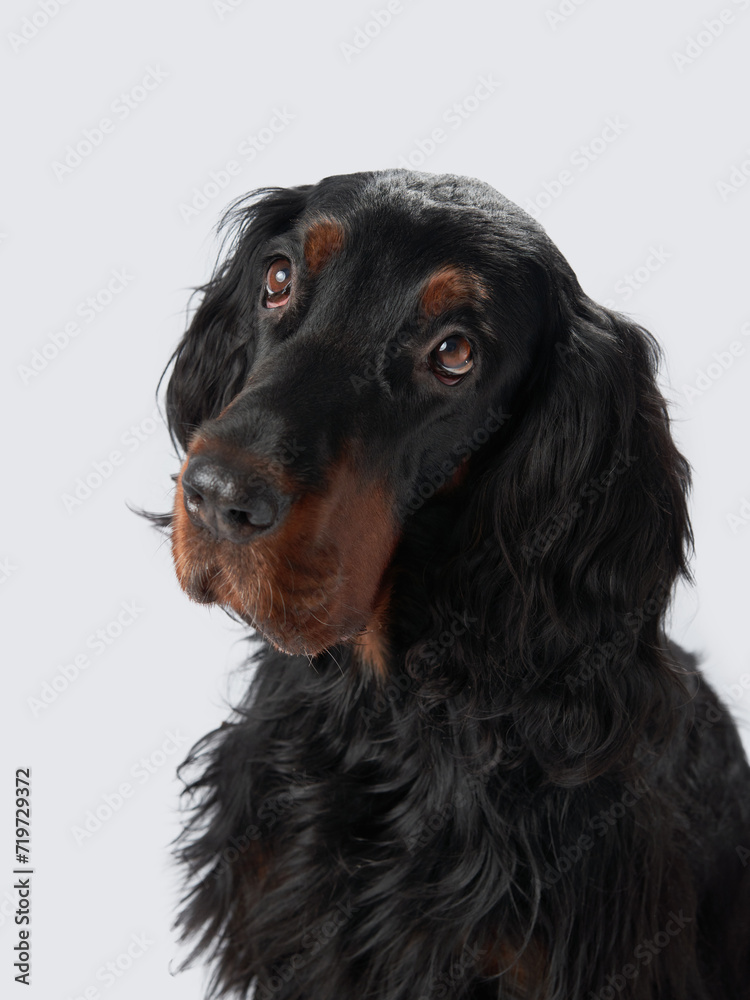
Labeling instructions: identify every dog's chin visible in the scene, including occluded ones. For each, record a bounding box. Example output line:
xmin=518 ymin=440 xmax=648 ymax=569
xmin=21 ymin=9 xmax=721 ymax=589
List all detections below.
xmin=251 ymin=619 xmax=362 ymax=657
xmin=231 ymin=602 xmax=368 ymax=657
xmin=179 ymin=569 xmax=367 ymax=657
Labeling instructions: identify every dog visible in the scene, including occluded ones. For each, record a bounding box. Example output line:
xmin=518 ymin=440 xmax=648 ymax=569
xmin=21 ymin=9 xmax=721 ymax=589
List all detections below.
xmin=156 ymin=170 xmax=750 ymax=999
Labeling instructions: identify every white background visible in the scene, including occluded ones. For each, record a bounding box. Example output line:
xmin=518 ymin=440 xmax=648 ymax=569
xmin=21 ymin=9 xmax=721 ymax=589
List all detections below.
xmin=2 ymin=1 xmax=749 ymax=997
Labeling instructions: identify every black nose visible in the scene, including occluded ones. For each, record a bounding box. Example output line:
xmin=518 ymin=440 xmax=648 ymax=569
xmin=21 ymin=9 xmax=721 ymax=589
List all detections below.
xmin=181 ymin=456 xmax=286 ymax=542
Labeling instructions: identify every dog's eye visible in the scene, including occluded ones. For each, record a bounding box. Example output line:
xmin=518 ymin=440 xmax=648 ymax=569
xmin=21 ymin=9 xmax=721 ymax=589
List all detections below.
xmin=430 ymin=335 xmax=474 ymax=384
xmin=265 ymin=258 xmax=292 ymax=308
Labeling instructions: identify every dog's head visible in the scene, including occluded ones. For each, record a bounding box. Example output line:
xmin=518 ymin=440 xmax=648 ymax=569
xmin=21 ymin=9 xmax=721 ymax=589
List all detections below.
xmin=164 ymin=170 xmax=691 ymax=690
xmin=166 ymin=172 xmax=555 ymax=654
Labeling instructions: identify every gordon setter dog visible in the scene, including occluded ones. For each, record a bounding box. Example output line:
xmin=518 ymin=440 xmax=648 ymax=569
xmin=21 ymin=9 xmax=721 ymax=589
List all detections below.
xmin=158 ymin=170 xmax=750 ymax=999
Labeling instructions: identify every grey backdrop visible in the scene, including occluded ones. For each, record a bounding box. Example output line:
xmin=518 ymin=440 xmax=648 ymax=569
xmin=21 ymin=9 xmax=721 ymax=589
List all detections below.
xmin=3 ymin=1 xmax=749 ymax=997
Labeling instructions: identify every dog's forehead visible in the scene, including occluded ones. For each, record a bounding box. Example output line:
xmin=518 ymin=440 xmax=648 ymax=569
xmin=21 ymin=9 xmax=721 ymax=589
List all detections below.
xmin=300 ymin=170 xmax=503 ymax=240
xmin=293 ymin=170 xmax=542 ymax=282
xmin=312 ymin=169 xmax=516 ymax=217
xmin=285 ymin=175 xmax=460 ymax=295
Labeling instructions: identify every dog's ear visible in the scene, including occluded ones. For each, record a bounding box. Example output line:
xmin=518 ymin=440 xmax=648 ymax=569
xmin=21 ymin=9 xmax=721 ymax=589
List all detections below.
xmin=439 ymin=290 xmax=693 ymax=785
xmin=164 ymin=186 xmax=311 ymax=452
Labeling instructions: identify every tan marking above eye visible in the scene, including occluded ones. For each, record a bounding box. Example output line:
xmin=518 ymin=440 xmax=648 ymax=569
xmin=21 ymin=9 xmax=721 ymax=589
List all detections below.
xmin=304 ymin=218 xmax=346 ymax=274
xmin=420 ymin=266 xmax=488 ymax=318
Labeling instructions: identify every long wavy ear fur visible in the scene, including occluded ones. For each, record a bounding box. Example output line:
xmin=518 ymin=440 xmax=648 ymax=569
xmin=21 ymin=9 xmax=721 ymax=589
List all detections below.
xmin=164 ymin=186 xmax=311 ymax=452
xmin=422 ymin=277 xmax=694 ymax=786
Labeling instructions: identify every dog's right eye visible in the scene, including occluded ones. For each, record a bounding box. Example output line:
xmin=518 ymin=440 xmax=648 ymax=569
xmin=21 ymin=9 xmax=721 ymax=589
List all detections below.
xmin=429 ymin=334 xmax=474 ymax=385
xmin=265 ymin=258 xmax=292 ymax=308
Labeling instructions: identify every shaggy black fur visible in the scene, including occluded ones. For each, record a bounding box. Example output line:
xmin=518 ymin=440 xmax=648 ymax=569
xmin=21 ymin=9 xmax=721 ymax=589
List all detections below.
xmin=156 ymin=171 xmax=750 ymax=999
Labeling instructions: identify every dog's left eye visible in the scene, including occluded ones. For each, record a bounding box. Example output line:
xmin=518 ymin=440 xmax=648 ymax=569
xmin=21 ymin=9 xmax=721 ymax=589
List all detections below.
xmin=265 ymin=258 xmax=292 ymax=308
xmin=430 ymin=335 xmax=474 ymax=384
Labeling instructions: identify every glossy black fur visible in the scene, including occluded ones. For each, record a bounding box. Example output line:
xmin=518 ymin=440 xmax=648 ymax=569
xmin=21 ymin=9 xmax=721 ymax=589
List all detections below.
xmin=159 ymin=171 xmax=750 ymax=998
